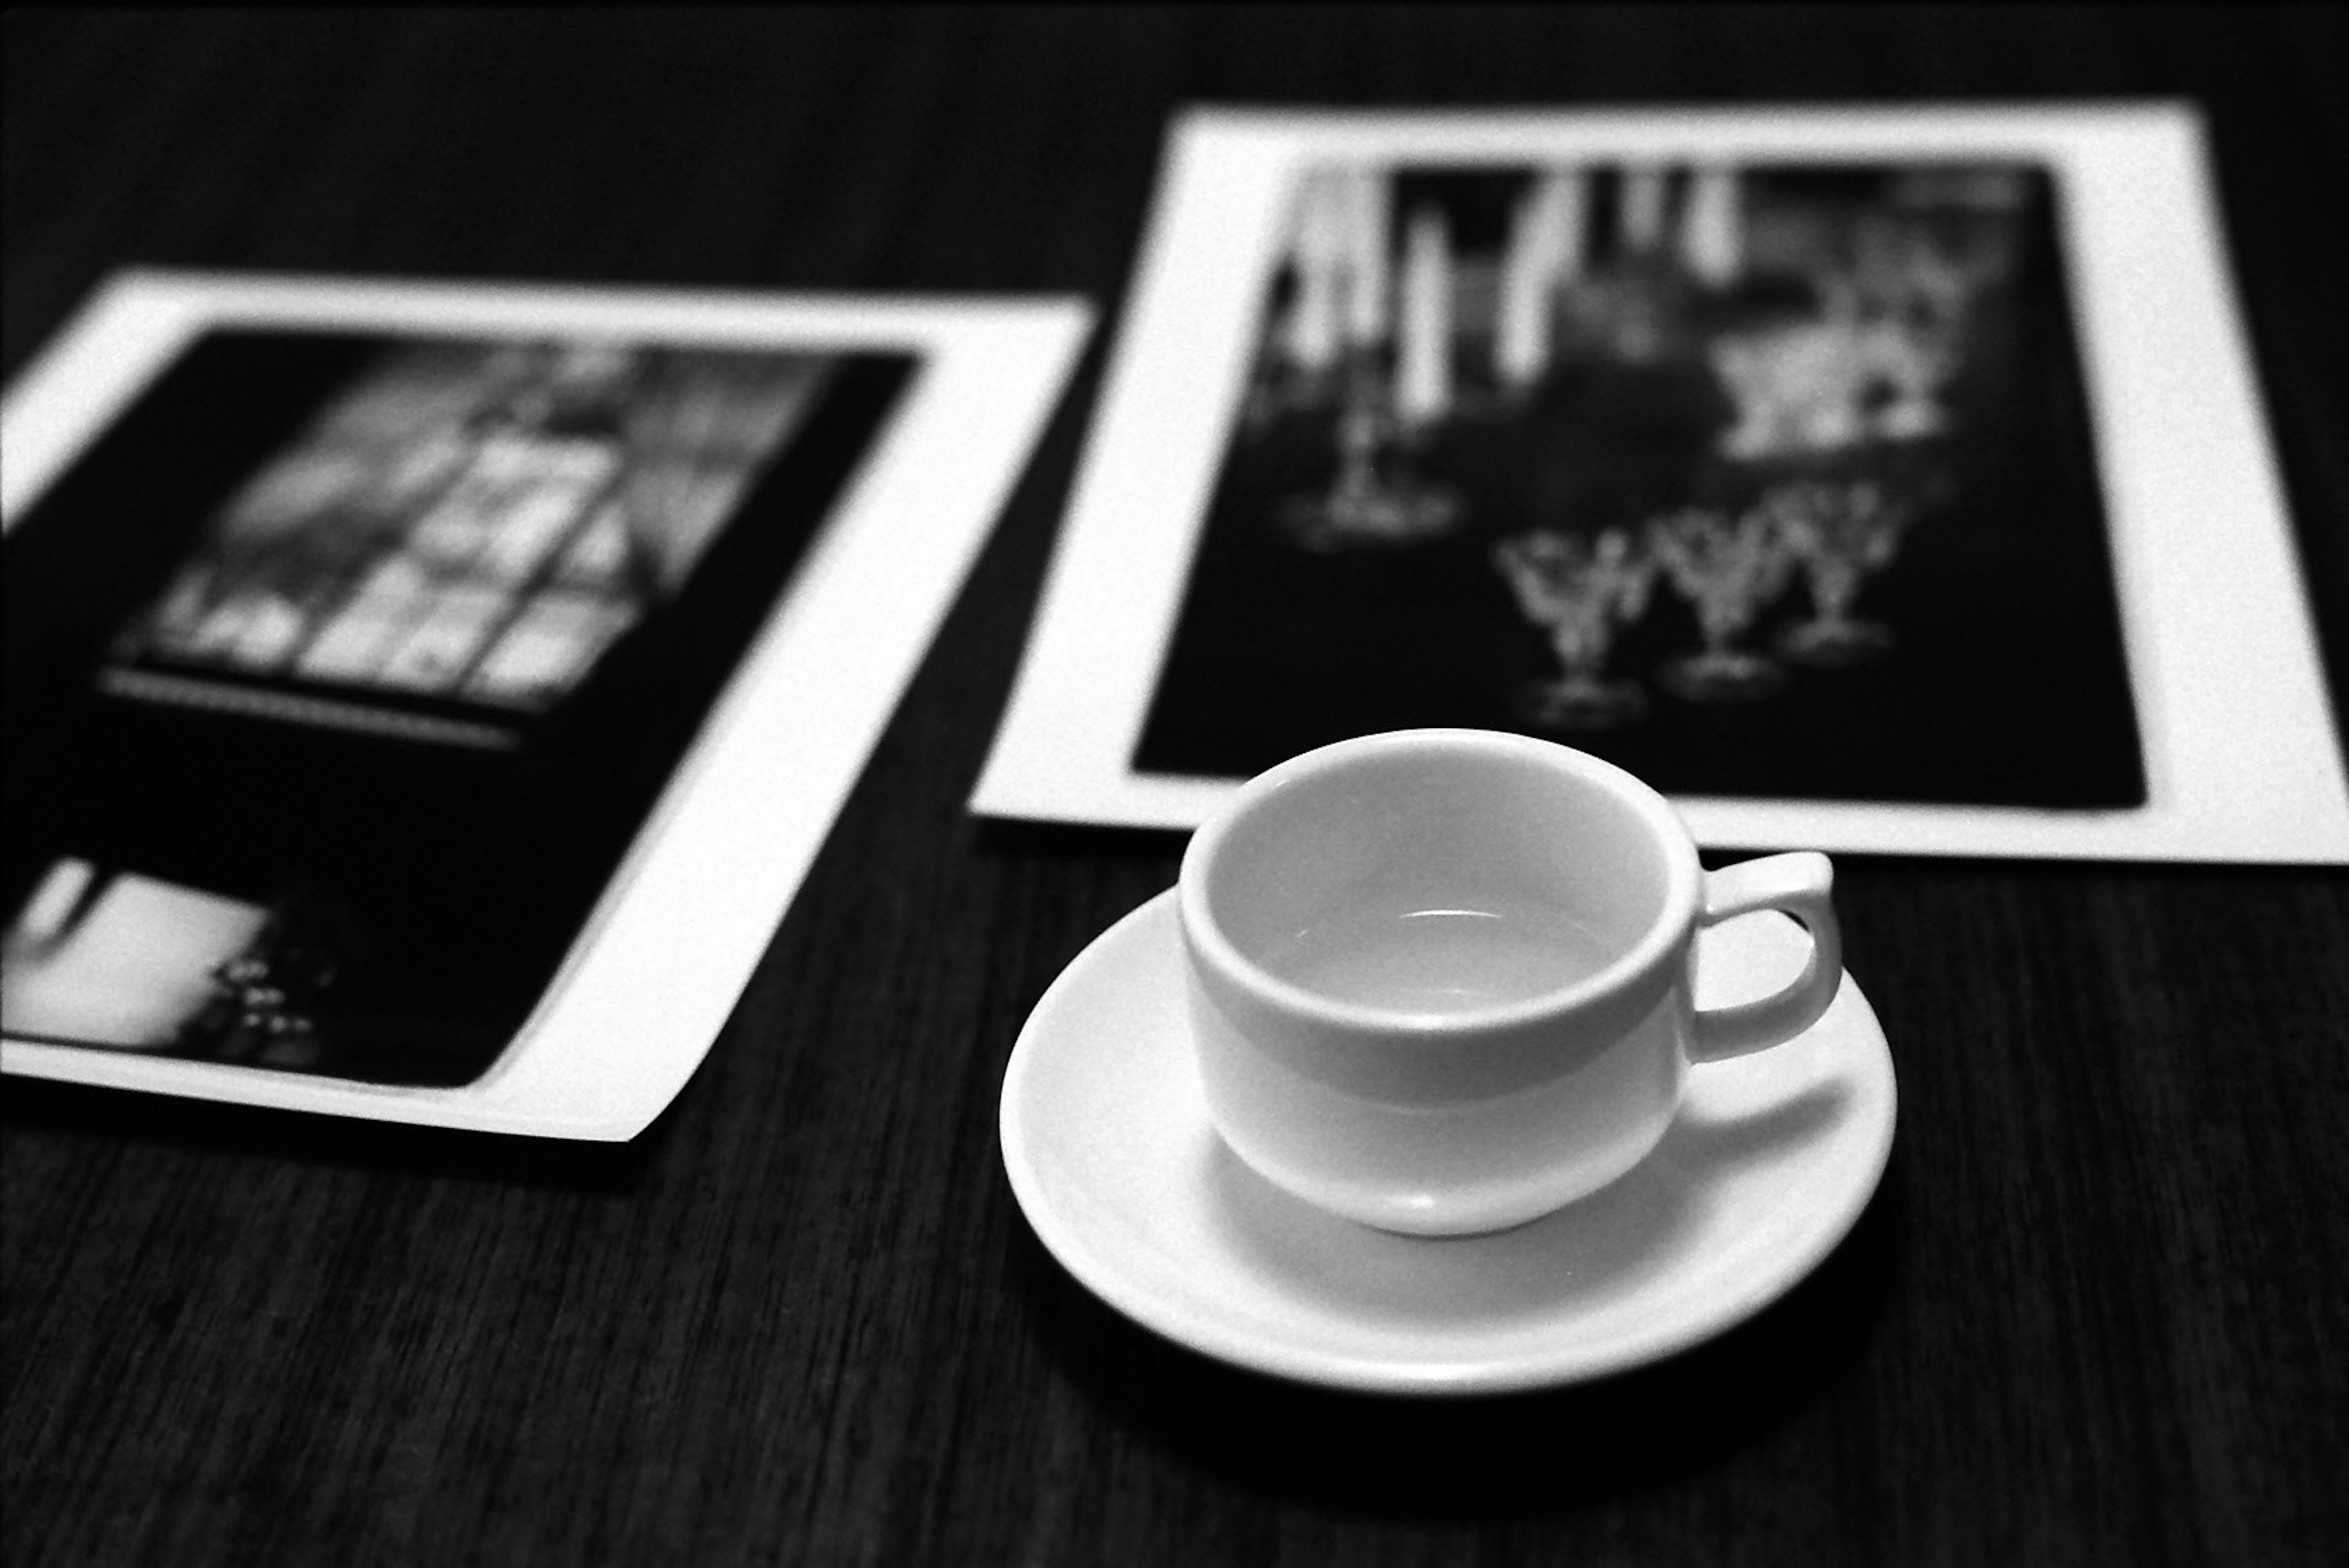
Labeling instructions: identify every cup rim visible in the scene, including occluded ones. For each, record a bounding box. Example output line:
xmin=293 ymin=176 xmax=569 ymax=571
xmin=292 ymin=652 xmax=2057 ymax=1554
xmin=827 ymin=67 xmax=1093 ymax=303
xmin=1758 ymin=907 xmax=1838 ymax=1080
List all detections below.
xmin=1178 ymin=729 xmax=1701 ymax=1037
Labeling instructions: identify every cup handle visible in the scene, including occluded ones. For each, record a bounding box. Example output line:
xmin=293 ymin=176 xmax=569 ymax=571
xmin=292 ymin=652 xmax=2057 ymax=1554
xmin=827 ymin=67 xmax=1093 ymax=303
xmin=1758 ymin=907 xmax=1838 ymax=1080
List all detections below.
xmin=1687 ymin=851 xmax=1842 ymax=1065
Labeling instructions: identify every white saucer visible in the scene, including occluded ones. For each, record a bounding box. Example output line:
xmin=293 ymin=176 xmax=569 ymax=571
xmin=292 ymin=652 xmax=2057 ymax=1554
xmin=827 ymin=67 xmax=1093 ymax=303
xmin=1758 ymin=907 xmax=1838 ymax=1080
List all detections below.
xmin=1000 ymin=890 xmax=1897 ymax=1395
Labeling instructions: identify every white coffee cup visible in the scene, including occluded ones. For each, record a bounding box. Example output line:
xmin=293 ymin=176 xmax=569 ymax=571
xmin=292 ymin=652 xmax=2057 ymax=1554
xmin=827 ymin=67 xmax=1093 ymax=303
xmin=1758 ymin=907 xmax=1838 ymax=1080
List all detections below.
xmin=1178 ymin=728 xmax=1842 ymax=1236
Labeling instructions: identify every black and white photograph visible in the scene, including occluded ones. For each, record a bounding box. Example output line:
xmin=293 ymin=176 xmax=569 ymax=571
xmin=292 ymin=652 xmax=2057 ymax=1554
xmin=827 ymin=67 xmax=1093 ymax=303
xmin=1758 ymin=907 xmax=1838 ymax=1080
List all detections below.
xmin=0 ymin=272 xmax=1091 ymax=1131
xmin=5 ymin=326 xmax=908 ymax=1085
xmin=1136 ymin=155 xmax=2143 ymax=808
xmin=976 ymin=106 xmax=2349 ymax=862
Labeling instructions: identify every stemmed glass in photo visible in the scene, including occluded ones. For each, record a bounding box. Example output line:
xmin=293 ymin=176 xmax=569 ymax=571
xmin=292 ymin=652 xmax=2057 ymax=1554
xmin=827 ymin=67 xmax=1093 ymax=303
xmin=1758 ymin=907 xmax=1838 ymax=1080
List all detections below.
xmin=1275 ymin=359 xmax=1465 ymax=551
xmin=1646 ymin=504 xmax=1795 ymax=701
xmin=1273 ymin=186 xmax=1466 ymax=551
xmin=1762 ymin=479 xmax=1912 ymax=667
xmin=1493 ymin=528 xmax=1655 ymax=729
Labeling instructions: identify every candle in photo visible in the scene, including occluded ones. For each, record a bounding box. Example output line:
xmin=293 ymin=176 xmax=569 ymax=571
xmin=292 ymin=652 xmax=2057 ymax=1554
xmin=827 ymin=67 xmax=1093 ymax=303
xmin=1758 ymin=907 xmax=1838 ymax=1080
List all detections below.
xmin=1397 ymin=206 xmax=1453 ymax=424
xmin=1682 ymin=166 xmax=1744 ymax=286
xmin=1345 ymin=166 xmax=1393 ymax=345
xmin=1496 ymin=190 xmax=1557 ymax=387
xmin=1619 ymin=165 xmax=1671 ymax=255
xmin=1534 ymin=166 xmax=1590 ymax=283
xmin=1283 ymin=169 xmax=1346 ymax=373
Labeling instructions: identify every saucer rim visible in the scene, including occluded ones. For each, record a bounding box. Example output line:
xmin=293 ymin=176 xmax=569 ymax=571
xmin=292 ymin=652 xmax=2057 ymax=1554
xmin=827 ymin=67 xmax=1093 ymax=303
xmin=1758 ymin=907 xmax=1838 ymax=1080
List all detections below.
xmin=1000 ymin=888 xmax=1898 ymax=1395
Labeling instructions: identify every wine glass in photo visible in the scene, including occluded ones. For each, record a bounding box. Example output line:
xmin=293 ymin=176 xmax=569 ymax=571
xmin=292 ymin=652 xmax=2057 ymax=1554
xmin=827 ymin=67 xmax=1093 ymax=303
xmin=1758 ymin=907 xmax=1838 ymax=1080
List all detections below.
xmin=1275 ymin=359 xmax=1465 ymax=551
xmin=1762 ymin=478 xmax=1913 ymax=667
xmin=1492 ymin=528 xmax=1655 ymax=729
xmin=1647 ymin=504 xmax=1796 ymax=701
xmin=1274 ymin=188 xmax=1466 ymax=551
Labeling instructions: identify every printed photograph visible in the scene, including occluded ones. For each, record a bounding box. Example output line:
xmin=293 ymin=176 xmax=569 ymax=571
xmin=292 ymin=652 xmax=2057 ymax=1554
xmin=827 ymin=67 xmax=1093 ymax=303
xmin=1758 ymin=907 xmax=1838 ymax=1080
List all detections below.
xmin=1 ymin=328 xmax=914 ymax=1084
xmin=1132 ymin=157 xmax=2147 ymax=807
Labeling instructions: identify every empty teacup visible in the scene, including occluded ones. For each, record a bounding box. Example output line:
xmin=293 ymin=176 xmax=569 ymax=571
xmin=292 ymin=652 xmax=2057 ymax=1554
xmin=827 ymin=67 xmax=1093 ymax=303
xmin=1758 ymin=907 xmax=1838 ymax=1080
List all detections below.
xmin=1178 ymin=728 xmax=1842 ymax=1236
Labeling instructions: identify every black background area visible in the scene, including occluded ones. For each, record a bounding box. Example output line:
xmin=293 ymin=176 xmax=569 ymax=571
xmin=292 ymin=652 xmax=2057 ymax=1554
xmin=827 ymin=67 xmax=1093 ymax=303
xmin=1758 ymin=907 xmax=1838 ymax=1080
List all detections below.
xmin=2 ymin=330 xmax=913 ymax=1084
xmin=1134 ymin=165 xmax=2145 ymax=809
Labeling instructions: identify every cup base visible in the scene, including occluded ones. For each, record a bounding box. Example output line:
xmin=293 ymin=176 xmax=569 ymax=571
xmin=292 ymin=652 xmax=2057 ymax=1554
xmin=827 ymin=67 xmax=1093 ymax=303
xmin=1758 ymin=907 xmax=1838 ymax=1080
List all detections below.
xmin=1210 ymin=1104 xmax=1673 ymax=1238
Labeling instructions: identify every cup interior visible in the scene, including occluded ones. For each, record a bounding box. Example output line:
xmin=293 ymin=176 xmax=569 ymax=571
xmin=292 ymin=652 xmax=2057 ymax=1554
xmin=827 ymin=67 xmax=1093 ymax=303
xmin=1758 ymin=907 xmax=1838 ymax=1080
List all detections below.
xmin=1194 ymin=734 xmax=1687 ymax=1017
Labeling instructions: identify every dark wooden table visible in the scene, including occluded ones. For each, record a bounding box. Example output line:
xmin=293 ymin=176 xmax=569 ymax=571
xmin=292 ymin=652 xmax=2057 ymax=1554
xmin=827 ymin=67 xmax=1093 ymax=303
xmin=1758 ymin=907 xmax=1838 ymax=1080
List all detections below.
xmin=6 ymin=9 xmax=2347 ymax=1564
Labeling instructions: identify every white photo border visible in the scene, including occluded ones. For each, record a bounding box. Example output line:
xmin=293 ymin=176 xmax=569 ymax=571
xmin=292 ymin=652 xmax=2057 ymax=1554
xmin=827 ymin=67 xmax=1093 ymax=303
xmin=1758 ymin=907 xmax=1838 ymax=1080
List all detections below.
xmin=973 ymin=103 xmax=2349 ymax=864
xmin=2 ymin=269 xmax=1092 ymax=1135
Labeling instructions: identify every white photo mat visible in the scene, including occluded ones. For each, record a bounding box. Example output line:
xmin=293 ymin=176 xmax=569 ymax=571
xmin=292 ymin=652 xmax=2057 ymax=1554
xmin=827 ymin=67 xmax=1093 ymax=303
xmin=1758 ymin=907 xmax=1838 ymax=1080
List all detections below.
xmin=973 ymin=104 xmax=2349 ymax=864
xmin=2 ymin=270 xmax=1091 ymax=1135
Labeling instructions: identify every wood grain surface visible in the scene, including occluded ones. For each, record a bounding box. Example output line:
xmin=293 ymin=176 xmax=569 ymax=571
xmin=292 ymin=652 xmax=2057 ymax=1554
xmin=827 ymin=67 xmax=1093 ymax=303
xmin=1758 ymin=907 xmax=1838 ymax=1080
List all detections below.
xmin=6 ymin=9 xmax=2347 ymax=1565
